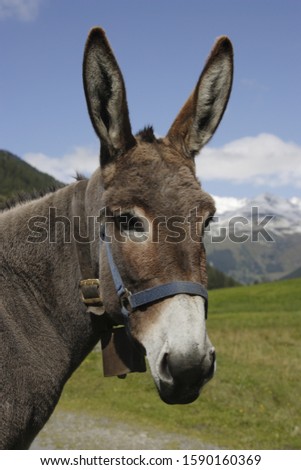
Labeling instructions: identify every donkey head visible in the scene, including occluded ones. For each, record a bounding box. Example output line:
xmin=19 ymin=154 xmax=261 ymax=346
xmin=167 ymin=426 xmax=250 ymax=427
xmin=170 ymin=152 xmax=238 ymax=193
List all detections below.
xmin=83 ymin=28 xmax=233 ymax=404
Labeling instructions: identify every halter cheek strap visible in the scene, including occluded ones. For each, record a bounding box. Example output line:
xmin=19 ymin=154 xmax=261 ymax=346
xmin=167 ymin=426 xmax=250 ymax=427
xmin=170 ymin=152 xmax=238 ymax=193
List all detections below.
xmin=101 ymin=230 xmax=209 ymax=320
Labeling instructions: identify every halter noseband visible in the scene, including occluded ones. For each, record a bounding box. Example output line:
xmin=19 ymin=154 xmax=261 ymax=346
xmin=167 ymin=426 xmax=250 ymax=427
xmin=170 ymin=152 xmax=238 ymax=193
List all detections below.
xmin=101 ymin=229 xmax=209 ymax=320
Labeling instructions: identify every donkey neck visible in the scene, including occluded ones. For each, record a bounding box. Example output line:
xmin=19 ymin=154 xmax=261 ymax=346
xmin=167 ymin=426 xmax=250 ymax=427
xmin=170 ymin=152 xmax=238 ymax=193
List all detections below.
xmin=0 ymin=180 xmax=108 ymax=448
xmin=0 ymin=180 xmax=103 ymax=366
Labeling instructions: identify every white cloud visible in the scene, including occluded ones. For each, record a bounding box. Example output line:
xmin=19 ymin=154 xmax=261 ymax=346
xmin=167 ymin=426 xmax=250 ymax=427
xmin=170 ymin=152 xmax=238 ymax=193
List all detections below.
xmin=23 ymin=134 xmax=301 ymax=193
xmin=23 ymin=146 xmax=99 ymax=183
xmin=196 ymin=133 xmax=301 ymax=189
xmin=290 ymin=196 xmax=301 ymax=210
xmin=212 ymin=195 xmax=247 ymax=215
xmin=0 ymin=0 xmax=42 ymax=21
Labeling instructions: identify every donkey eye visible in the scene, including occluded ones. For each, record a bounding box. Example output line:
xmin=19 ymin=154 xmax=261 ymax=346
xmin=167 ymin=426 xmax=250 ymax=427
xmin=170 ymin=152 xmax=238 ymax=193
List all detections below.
xmin=204 ymin=215 xmax=214 ymax=228
xmin=115 ymin=213 xmax=145 ymax=233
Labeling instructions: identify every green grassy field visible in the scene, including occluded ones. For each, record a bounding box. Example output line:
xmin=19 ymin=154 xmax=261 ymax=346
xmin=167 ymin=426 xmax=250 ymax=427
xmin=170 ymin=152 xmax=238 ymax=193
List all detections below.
xmin=57 ymin=279 xmax=301 ymax=449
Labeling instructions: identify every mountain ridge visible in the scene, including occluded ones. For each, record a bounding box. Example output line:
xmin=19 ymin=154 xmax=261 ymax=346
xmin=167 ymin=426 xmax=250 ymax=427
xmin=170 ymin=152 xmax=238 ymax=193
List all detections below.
xmin=206 ymin=193 xmax=301 ymax=284
xmin=0 ymin=149 xmax=64 ymax=207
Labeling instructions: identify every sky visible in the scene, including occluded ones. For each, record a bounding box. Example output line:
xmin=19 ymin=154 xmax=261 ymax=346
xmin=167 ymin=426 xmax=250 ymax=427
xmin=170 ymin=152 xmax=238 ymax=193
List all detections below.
xmin=1 ymin=0 xmax=301 ymax=204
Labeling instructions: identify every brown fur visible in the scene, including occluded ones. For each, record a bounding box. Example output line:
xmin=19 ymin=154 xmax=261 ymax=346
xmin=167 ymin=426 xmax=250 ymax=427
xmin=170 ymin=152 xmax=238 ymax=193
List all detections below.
xmin=0 ymin=27 xmax=233 ymax=448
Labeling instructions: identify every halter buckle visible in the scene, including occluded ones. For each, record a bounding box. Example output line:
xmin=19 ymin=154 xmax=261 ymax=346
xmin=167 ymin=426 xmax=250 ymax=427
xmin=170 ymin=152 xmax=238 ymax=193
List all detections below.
xmin=119 ymin=287 xmax=132 ymax=311
xmin=80 ymin=278 xmax=103 ymax=305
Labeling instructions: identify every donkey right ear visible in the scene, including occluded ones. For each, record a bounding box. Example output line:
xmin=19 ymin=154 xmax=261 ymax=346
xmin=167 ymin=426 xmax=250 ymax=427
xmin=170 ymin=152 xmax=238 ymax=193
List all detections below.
xmin=83 ymin=28 xmax=136 ymax=165
xmin=167 ymin=36 xmax=233 ymax=158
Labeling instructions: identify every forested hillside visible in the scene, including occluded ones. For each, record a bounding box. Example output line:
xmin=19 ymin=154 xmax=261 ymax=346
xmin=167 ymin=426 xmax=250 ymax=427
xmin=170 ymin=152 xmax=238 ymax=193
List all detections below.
xmin=0 ymin=150 xmax=64 ymax=206
xmin=207 ymin=263 xmax=240 ymax=289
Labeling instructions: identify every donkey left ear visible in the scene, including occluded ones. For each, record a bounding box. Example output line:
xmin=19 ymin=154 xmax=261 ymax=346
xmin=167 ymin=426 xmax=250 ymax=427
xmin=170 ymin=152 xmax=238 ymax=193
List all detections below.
xmin=83 ymin=27 xmax=136 ymax=165
xmin=167 ymin=36 xmax=233 ymax=158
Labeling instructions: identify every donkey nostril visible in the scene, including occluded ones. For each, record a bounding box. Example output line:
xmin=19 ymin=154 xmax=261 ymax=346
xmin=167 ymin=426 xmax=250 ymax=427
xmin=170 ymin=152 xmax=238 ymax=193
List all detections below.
xmin=208 ymin=348 xmax=216 ymax=377
xmin=159 ymin=352 xmax=173 ymax=383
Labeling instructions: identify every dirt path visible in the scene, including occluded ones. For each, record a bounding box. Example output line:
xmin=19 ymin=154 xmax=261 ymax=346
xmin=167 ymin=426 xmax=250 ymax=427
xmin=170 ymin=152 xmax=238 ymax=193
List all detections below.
xmin=31 ymin=410 xmax=218 ymax=450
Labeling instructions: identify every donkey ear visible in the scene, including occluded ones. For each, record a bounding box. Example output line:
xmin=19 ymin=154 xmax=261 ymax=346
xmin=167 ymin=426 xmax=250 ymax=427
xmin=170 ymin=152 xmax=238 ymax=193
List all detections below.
xmin=167 ymin=36 xmax=233 ymax=158
xmin=83 ymin=27 xmax=136 ymax=164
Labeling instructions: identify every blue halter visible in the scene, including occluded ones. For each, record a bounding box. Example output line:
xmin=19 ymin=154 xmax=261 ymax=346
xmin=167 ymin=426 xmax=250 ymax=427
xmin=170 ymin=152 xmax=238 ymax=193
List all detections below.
xmin=100 ymin=230 xmax=208 ymax=320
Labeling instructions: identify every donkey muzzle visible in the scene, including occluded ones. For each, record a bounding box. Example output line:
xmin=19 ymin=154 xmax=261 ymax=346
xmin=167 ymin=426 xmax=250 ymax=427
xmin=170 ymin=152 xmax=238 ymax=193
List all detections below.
xmin=157 ymin=346 xmax=216 ymax=404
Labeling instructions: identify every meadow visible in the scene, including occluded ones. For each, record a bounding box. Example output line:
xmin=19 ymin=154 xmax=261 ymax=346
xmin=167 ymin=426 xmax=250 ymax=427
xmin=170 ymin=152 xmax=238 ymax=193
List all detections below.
xmin=56 ymin=279 xmax=301 ymax=449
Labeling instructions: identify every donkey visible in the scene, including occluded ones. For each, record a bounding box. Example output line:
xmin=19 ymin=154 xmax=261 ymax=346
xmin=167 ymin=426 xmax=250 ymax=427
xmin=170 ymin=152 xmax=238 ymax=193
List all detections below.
xmin=0 ymin=28 xmax=233 ymax=449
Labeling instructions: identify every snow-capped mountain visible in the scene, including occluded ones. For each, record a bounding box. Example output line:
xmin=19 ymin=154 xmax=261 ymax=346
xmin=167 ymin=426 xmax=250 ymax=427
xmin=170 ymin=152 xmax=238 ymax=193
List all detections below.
xmin=205 ymin=193 xmax=301 ymax=284
xmin=212 ymin=193 xmax=301 ymax=236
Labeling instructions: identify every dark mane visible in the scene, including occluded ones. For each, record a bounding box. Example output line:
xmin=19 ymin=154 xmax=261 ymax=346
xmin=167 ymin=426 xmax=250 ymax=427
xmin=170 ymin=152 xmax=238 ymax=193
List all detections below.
xmin=136 ymin=126 xmax=157 ymax=143
xmin=74 ymin=172 xmax=88 ymax=182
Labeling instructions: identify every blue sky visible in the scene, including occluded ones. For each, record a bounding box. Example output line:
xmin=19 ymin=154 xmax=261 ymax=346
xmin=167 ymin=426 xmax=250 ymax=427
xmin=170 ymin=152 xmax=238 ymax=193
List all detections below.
xmin=1 ymin=0 xmax=301 ymax=202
